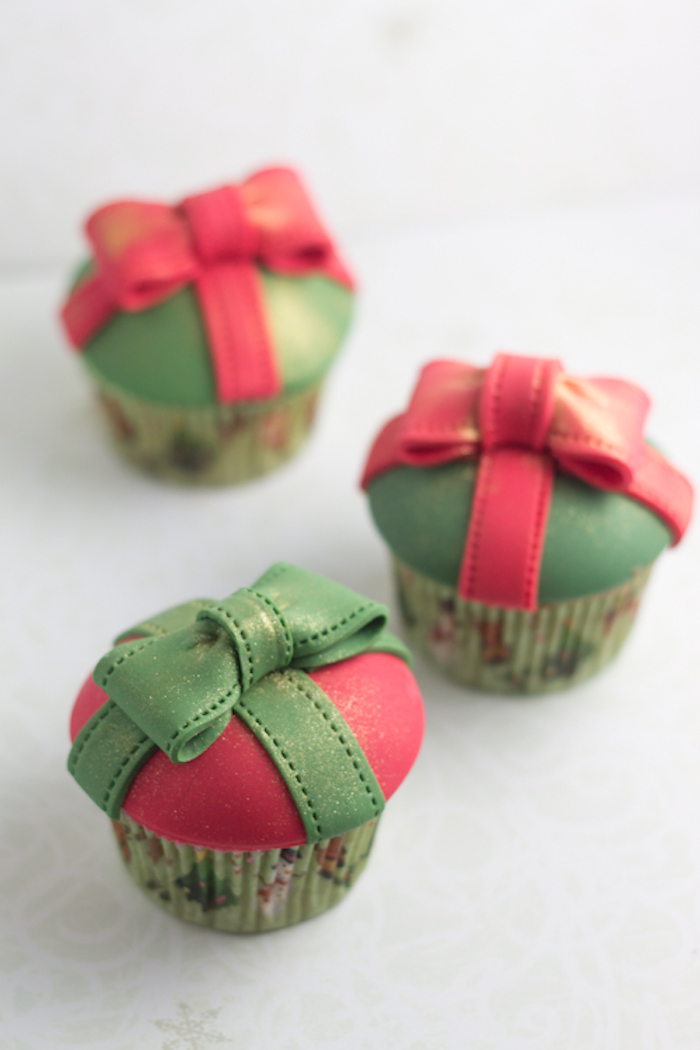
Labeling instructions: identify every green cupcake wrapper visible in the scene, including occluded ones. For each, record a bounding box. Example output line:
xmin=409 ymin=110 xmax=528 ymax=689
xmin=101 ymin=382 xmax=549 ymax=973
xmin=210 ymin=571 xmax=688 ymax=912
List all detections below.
xmin=111 ymin=813 xmax=380 ymax=933
xmin=393 ymin=556 xmax=653 ymax=695
xmin=92 ymin=377 xmax=322 ymax=485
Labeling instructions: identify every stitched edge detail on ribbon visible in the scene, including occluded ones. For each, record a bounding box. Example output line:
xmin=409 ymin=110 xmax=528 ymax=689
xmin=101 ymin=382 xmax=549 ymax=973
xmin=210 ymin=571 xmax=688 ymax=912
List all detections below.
xmin=235 ymin=669 xmax=384 ymax=842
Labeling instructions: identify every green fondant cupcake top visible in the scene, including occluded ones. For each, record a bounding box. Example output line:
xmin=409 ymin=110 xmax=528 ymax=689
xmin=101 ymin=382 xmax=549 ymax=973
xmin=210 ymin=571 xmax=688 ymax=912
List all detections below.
xmin=367 ymin=461 xmax=671 ymax=604
xmin=79 ymin=270 xmax=353 ymax=407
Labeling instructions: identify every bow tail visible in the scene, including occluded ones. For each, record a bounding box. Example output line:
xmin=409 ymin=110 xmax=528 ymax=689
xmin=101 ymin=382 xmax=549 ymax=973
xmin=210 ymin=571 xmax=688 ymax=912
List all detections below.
xmin=194 ymin=262 xmax=283 ymax=403
xmin=68 ymin=700 xmax=156 ymax=819
xmin=625 ymin=443 xmax=694 ymax=546
xmin=235 ymin=668 xmax=384 ymax=843
xmin=61 ymin=272 xmax=119 ymax=349
xmin=458 ymin=448 xmax=554 ymax=610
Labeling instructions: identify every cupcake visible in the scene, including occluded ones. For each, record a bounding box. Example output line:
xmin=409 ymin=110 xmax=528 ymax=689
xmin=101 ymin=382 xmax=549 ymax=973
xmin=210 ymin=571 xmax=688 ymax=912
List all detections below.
xmin=362 ymin=353 xmax=693 ymax=694
xmin=68 ymin=564 xmax=424 ymax=932
xmin=60 ymin=167 xmax=354 ymax=484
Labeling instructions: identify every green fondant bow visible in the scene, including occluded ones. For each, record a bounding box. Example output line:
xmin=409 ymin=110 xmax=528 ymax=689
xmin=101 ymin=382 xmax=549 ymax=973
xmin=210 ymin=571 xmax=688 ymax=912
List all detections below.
xmin=69 ymin=564 xmax=410 ymax=842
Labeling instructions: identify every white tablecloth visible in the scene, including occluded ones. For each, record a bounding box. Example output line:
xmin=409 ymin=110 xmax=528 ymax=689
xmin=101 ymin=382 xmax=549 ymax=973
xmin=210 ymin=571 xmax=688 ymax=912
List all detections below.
xmin=1 ymin=196 xmax=699 ymax=1049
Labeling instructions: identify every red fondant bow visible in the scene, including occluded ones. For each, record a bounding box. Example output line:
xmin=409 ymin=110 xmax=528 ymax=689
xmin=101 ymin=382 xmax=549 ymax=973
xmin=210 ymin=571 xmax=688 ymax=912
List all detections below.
xmin=362 ymin=354 xmax=693 ymax=611
xmin=61 ymin=167 xmax=354 ymax=404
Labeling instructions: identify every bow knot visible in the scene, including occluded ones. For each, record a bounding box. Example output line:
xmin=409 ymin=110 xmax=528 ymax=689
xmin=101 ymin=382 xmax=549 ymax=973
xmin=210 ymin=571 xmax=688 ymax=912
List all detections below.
xmin=61 ymin=167 xmax=353 ymax=404
xmin=181 ymin=185 xmax=260 ymax=264
xmin=363 ymin=354 xmax=692 ymax=611
xmin=90 ymin=562 xmax=404 ymax=766
xmin=196 ymin=588 xmax=294 ymax=691
xmin=479 ymin=353 xmax=562 ymax=452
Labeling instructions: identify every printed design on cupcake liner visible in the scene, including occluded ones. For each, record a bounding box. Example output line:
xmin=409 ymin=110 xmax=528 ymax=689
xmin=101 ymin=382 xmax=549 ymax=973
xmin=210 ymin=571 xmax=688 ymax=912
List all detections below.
xmin=257 ymin=847 xmax=299 ymax=917
xmin=111 ymin=815 xmax=379 ymax=932
xmin=175 ymin=848 xmax=242 ymax=912
xmin=112 ymin=819 xmax=131 ymax=863
xmin=98 ymin=392 xmax=138 ymax=444
xmin=394 ymin=558 xmax=652 ymax=694
xmin=476 ymin=619 xmax=512 ymax=666
xmin=316 ymin=836 xmax=345 ymax=881
xmin=168 ymin=432 xmax=215 ymax=475
xmin=539 ymin=621 xmax=594 ymax=684
xmin=93 ymin=379 xmax=321 ymax=484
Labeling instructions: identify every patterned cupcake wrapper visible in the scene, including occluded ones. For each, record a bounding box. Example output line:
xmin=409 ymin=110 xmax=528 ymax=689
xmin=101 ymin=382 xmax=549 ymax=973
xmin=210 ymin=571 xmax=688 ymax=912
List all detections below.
xmin=112 ymin=813 xmax=380 ymax=933
xmin=393 ymin=557 xmax=653 ymax=695
xmin=92 ymin=377 xmax=322 ymax=485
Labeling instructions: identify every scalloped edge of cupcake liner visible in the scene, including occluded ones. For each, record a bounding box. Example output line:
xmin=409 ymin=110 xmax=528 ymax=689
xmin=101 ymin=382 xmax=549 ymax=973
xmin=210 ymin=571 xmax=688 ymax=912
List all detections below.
xmin=91 ymin=378 xmax=322 ymax=485
xmin=111 ymin=813 xmax=380 ymax=933
xmin=393 ymin=557 xmax=653 ymax=695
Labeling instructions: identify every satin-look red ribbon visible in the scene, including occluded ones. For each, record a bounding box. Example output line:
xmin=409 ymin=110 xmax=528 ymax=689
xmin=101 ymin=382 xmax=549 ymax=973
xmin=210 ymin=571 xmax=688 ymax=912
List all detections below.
xmin=362 ymin=354 xmax=693 ymax=611
xmin=61 ymin=167 xmax=354 ymax=404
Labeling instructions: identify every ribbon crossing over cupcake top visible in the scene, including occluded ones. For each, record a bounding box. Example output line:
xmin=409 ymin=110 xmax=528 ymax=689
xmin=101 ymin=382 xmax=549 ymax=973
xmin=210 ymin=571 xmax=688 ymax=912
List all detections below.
xmin=362 ymin=354 xmax=693 ymax=611
xmin=60 ymin=167 xmax=354 ymax=405
xmin=68 ymin=564 xmax=410 ymax=842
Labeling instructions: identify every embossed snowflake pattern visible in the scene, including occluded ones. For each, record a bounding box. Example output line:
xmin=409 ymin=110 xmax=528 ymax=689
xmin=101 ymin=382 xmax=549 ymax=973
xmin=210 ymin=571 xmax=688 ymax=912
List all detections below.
xmin=152 ymin=1002 xmax=231 ymax=1049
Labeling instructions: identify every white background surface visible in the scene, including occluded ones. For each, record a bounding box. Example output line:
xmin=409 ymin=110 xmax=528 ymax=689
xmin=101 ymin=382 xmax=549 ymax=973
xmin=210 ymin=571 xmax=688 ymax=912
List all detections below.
xmin=2 ymin=0 xmax=700 ymax=266
xmin=1 ymin=3 xmax=700 ymax=1049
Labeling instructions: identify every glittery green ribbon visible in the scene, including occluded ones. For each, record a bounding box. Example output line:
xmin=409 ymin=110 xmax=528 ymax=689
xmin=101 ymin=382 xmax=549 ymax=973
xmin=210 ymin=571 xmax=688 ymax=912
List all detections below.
xmin=68 ymin=563 xmax=410 ymax=841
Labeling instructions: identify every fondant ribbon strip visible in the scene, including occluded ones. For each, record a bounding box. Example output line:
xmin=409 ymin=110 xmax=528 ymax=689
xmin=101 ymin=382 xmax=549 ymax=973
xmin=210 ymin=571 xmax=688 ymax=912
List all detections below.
xmin=60 ymin=168 xmax=354 ymax=404
xmin=362 ymin=354 xmax=693 ymax=611
xmin=68 ymin=564 xmax=409 ymax=841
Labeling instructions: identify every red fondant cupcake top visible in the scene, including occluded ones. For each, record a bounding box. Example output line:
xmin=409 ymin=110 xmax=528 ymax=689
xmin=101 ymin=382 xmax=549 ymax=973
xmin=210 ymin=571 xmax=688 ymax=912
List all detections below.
xmin=71 ymin=650 xmax=424 ymax=852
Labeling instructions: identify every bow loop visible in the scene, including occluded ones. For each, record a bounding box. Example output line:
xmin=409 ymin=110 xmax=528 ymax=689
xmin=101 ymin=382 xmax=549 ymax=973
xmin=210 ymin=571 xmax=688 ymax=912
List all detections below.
xmin=86 ymin=201 xmax=196 ymax=311
xmin=239 ymin=167 xmax=340 ymax=274
xmin=549 ymin=375 xmax=650 ymax=491
xmin=252 ymin=562 xmax=389 ymax=667
xmin=92 ymin=623 xmax=242 ymax=765
xmin=395 ymin=360 xmax=483 ymax=466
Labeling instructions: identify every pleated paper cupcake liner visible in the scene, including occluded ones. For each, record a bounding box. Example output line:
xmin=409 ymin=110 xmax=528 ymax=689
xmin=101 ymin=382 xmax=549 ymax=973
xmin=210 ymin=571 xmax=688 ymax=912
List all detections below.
xmin=111 ymin=813 xmax=380 ymax=933
xmin=393 ymin=557 xmax=653 ymax=695
xmin=92 ymin=377 xmax=322 ymax=485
